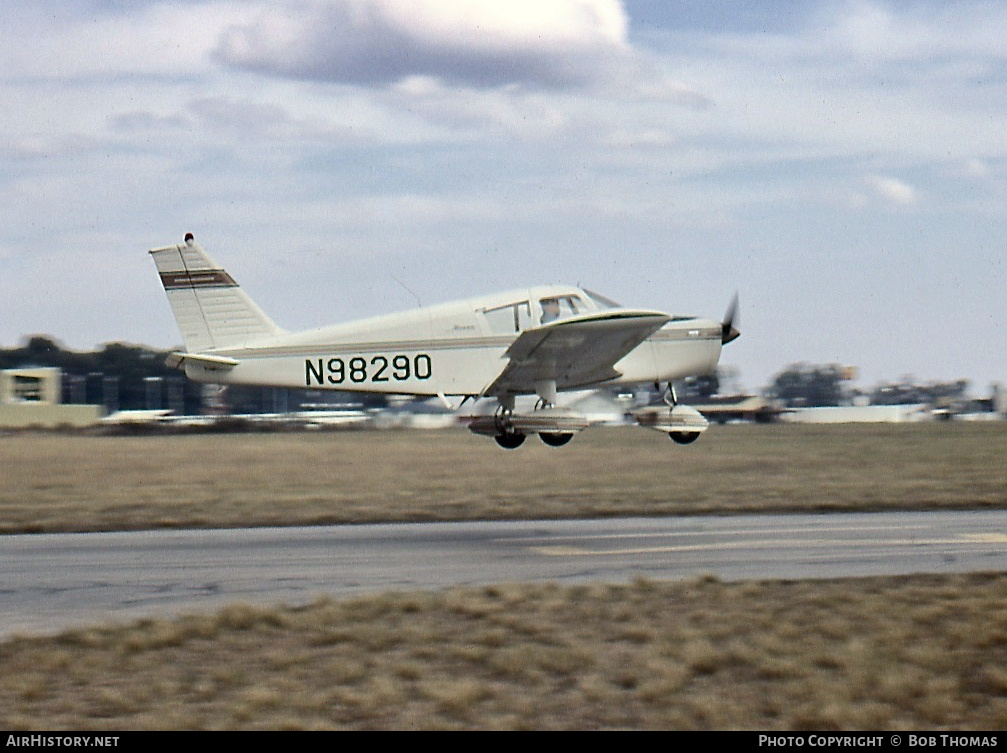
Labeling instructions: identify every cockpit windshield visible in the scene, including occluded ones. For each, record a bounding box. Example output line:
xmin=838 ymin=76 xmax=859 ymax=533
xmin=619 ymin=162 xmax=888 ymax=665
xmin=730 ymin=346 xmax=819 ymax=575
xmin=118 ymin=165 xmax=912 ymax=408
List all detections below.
xmin=582 ymin=289 xmax=620 ymax=310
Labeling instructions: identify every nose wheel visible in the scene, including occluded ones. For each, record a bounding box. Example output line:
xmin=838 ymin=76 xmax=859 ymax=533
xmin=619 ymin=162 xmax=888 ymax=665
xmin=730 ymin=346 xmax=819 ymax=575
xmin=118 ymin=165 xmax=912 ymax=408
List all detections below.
xmin=669 ymin=431 xmax=700 ymax=444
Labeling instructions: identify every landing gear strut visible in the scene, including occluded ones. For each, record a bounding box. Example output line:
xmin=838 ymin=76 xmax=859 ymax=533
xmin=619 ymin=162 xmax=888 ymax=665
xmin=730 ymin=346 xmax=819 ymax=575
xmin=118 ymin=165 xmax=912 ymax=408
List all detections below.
xmin=492 ymin=399 xmax=525 ymax=449
xmin=468 ymin=389 xmax=589 ymax=449
xmin=663 ymin=383 xmax=700 ymax=443
xmin=662 ymin=381 xmax=678 ymax=408
xmin=631 ymin=381 xmax=709 ymax=443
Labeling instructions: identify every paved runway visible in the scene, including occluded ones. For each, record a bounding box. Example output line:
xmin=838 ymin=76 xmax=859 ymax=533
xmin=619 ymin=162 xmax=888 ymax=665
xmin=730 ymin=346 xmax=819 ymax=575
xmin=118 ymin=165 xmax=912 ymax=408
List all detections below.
xmin=3 ymin=510 xmax=1007 ymax=638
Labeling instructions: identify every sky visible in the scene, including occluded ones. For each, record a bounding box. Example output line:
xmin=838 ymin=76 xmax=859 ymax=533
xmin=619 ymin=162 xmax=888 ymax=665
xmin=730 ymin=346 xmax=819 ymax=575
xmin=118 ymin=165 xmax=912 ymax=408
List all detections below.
xmin=2 ymin=0 xmax=1005 ymax=394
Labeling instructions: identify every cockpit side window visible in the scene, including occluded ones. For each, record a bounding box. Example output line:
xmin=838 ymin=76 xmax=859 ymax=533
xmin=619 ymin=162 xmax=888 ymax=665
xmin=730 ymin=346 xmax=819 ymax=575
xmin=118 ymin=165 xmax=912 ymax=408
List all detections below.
xmin=539 ymin=295 xmax=584 ymax=324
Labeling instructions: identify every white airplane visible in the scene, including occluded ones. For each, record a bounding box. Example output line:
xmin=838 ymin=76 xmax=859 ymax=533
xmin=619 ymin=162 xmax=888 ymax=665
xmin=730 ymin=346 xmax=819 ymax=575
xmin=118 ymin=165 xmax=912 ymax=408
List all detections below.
xmin=150 ymin=233 xmax=739 ymax=449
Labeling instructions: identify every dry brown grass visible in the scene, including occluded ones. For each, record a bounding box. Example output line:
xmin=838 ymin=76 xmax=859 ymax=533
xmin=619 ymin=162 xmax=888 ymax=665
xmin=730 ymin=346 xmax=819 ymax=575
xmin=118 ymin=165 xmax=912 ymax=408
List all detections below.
xmin=2 ymin=423 xmax=1006 ymax=534
xmin=3 ymin=423 xmax=1007 ymax=729
xmin=2 ymin=575 xmax=1007 ymax=730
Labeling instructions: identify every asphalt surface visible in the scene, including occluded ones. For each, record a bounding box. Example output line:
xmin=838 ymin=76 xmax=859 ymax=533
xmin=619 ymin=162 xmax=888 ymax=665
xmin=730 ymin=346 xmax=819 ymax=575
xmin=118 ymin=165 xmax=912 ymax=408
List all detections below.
xmin=3 ymin=510 xmax=1007 ymax=638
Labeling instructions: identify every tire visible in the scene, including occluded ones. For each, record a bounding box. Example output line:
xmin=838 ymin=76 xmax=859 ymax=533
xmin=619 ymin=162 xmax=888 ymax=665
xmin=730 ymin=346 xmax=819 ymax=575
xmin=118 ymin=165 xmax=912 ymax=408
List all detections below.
xmin=669 ymin=431 xmax=700 ymax=445
xmin=495 ymin=432 xmax=526 ymax=449
xmin=539 ymin=432 xmax=573 ymax=447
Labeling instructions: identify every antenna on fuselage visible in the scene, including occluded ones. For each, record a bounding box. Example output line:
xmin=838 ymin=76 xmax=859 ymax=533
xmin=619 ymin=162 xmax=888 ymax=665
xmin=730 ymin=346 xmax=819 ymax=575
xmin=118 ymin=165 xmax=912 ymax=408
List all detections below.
xmin=390 ymin=273 xmax=423 ymax=308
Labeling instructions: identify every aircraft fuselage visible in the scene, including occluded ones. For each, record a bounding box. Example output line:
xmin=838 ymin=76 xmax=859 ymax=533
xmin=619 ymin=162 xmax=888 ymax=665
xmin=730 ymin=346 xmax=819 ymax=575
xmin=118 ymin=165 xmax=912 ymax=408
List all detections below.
xmin=178 ymin=284 xmax=723 ymax=400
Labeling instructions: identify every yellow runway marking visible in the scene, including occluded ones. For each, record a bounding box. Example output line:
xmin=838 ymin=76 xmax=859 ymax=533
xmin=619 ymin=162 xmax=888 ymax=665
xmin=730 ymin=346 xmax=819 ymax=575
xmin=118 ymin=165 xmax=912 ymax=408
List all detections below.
xmin=530 ymin=533 xmax=1006 ymax=557
xmin=960 ymin=533 xmax=1007 ymax=544
xmin=507 ymin=524 xmax=935 ymax=546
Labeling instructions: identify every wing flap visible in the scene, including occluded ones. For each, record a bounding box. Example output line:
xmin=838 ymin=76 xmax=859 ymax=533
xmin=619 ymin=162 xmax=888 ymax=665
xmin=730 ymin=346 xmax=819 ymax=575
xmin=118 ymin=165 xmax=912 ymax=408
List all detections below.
xmin=484 ymin=310 xmax=669 ymax=396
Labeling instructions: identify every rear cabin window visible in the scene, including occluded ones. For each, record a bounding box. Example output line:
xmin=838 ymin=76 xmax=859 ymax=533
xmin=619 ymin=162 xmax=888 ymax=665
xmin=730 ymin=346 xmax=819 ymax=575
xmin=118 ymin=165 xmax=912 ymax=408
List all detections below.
xmin=481 ymin=301 xmax=533 ymax=334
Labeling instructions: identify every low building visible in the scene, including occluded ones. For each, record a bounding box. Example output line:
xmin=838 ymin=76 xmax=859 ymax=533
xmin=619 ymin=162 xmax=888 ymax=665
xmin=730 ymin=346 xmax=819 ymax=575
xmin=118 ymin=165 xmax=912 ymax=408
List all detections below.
xmin=0 ymin=368 xmax=102 ymax=428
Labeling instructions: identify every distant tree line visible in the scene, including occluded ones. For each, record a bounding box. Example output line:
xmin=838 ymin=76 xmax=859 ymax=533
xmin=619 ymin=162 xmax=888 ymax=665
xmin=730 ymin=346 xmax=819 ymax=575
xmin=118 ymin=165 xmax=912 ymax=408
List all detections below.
xmin=764 ymin=362 xmax=973 ymax=409
xmin=764 ymin=363 xmax=850 ymax=408
xmin=868 ymin=378 xmax=970 ymax=407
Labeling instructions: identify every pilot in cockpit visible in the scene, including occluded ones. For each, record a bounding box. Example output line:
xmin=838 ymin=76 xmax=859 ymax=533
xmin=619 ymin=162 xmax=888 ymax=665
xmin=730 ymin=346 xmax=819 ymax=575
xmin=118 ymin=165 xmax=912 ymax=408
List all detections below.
xmin=541 ymin=298 xmax=561 ymax=324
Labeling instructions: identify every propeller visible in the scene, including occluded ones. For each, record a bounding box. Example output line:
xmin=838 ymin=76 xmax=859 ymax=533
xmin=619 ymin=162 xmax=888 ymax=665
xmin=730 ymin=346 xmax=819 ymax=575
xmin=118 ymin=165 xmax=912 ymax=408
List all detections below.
xmin=721 ymin=293 xmax=740 ymax=345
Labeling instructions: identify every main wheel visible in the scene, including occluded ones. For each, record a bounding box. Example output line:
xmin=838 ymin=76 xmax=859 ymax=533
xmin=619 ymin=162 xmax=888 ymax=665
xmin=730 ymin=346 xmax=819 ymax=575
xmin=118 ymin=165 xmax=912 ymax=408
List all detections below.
xmin=539 ymin=432 xmax=573 ymax=447
xmin=495 ymin=432 xmax=526 ymax=449
xmin=669 ymin=431 xmax=700 ymax=445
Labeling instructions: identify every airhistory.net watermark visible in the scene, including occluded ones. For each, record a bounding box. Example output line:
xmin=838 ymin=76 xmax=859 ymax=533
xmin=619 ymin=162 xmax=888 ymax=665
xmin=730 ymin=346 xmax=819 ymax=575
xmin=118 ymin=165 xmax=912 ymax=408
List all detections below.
xmin=6 ymin=737 xmax=119 ymax=748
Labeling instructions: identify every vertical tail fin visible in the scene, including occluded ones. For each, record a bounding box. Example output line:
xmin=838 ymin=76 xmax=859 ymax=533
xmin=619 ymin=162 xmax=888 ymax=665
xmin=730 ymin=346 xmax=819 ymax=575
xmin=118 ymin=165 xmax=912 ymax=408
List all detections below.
xmin=149 ymin=234 xmax=284 ymax=352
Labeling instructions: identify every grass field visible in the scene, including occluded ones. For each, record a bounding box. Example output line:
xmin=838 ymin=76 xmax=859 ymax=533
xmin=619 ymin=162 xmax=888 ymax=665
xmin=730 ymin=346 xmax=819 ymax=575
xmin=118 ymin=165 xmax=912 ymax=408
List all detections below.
xmin=2 ymin=575 xmax=1007 ymax=730
xmin=2 ymin=423 xmax=1007 ymax=729
xmin=2 ymin=422 xmax=1007 ymax=534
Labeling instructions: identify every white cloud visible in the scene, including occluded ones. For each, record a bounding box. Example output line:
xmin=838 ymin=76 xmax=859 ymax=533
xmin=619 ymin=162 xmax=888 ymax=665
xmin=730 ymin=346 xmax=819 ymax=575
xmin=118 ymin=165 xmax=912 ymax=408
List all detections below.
xmin=385 ymin=76 xmax=571 ymax=139
xmin=604 ymin=128 xmax=676 ymax=149
xmin=0 ymin=3 xmax=245 ymax=81
xmin=959 ymin=158 xmax=992 ymax=179
xmin=866 ymin=175 xmax=918 ymax=206
xmin=819 ymin=0 xmax=1007 ymax=63
xmin=214 ymin=0 xmax=631 ymax=87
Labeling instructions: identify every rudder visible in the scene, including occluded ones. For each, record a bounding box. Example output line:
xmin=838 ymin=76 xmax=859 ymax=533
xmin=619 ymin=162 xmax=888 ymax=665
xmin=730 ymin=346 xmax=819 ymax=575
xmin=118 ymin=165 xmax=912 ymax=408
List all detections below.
xmin=150 ymin=233 xmax=284 ymax=352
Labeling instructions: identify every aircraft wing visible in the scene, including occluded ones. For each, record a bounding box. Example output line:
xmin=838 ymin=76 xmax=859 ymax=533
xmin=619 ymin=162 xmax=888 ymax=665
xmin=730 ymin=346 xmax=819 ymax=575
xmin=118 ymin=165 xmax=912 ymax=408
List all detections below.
xmin=483 ymin=310 xmax=670 ymax=397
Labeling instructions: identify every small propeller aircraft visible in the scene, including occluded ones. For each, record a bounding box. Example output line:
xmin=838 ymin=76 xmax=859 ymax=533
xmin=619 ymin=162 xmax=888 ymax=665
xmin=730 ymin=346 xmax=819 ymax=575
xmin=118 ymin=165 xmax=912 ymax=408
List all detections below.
xmin=150 ymin=234 xmax=739 ymax=448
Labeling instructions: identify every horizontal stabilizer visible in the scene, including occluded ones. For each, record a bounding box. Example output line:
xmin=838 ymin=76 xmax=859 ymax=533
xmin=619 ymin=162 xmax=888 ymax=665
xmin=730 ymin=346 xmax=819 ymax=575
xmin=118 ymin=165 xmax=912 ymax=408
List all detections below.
xmin=165 ymin=352 xmax=239 ymax=371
